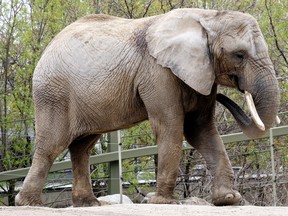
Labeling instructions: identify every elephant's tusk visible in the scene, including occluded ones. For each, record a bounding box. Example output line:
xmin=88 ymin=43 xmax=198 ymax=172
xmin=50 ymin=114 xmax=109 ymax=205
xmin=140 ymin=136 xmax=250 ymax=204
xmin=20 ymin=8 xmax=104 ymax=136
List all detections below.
xmin=245 ymin=91 xmax=265 ymax=131
xmin=276 ymin=116 xmax=281 ymax=124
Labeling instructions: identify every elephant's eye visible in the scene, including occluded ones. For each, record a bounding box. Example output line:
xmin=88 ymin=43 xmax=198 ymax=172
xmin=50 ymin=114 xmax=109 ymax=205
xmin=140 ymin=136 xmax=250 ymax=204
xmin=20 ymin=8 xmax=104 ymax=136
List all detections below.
xmin=234 ymin=51 xmax=245 ymax=62
xmin=232 ymin=51 xmax=246 ymax=66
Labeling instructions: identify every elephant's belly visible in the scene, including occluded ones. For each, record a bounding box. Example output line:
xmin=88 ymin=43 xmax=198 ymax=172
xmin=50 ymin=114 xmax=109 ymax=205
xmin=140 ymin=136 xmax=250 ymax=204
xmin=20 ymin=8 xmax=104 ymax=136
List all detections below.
xmin=74 ymin=101 xmax=149 ymax=134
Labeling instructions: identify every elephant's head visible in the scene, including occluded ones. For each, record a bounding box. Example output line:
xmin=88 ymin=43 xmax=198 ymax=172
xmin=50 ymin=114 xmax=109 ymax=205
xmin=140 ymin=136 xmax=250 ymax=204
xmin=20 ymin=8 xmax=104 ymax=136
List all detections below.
xmin=146 ymin=8 xmax=280 ymax=138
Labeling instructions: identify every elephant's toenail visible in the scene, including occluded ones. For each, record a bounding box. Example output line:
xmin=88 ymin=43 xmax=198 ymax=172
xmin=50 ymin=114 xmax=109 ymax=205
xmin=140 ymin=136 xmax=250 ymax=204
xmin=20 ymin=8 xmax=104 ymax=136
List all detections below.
xmin=225 ymin=194 xmax=233 ymax=199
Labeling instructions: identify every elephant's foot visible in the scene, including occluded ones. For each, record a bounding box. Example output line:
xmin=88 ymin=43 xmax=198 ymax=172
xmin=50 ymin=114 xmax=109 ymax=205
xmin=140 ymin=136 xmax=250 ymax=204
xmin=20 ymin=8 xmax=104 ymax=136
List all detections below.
xmin=148 ymin=193 xmax=179 ymax=204
xmin=212 ymin=187 xmax=242 ymax=206
xmin=15 ymin=191 xmax=43 ymax=206
xmin=72 ymin=194 xmax=101 ymax=207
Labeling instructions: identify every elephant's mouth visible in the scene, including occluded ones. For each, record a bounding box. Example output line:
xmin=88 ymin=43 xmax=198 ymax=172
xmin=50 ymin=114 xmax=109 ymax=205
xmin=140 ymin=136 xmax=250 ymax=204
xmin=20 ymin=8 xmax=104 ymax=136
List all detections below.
xmin=216 ymin=74 xmax=244 ymax=93
xmin=229 ymin=75 xmax=244 ymax=93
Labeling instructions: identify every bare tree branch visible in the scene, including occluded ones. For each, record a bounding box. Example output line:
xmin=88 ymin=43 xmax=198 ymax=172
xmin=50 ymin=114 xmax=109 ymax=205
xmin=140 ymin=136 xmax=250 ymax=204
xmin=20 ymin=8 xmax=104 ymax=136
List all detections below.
xmin=265 ymin=0 xmax=288 ymax=67
xmin=142 ymin=0 xmax=154 ymax=17
xmin=124 ymin=0 xmax=133 ymax=18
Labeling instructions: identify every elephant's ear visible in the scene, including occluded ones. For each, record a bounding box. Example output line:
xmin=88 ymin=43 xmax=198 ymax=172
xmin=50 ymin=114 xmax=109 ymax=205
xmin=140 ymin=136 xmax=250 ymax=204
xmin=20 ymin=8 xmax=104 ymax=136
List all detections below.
xmin=146 ymin=11 xmax=214 ymax=95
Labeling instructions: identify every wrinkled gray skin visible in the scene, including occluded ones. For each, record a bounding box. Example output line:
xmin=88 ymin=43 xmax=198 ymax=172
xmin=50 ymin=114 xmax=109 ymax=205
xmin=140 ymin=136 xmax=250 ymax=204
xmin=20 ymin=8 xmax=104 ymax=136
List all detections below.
xmin=16 ymin=8 xmax=279 ymax=207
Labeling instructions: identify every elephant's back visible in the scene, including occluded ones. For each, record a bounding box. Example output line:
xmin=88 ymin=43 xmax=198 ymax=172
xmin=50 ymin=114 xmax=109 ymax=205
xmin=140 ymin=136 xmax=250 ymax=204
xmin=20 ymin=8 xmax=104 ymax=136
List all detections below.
xmin=32 ymin=14 xmax=152 ymax=111
xmin=51 ymin=13 xmax=154 ymax=44
xmin=34 ymin=13 xmax=153 ymax=77
xmin=77 ymin=14 xmax=118 ymax=22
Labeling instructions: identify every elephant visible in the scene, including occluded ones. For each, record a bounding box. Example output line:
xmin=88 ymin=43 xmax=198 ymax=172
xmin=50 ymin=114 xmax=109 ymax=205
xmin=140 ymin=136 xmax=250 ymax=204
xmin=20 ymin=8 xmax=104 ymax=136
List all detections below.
xmin=15 ymin=8 xmax=280 ymax=207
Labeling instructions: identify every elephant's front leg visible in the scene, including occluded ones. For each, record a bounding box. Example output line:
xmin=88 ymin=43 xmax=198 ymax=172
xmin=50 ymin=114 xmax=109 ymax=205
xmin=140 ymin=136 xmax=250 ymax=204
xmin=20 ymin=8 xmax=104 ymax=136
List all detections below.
xmin=148 ymin=118 xmax=184 ymax=204
xmin=184 ymin=116 xmax=241 ymax=205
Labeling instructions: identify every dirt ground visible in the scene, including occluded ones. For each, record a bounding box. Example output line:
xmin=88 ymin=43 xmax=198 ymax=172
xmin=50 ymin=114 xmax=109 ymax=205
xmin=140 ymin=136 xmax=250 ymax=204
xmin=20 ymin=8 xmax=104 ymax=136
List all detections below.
xmin=1 ymin=204 xmax=288 ymax=216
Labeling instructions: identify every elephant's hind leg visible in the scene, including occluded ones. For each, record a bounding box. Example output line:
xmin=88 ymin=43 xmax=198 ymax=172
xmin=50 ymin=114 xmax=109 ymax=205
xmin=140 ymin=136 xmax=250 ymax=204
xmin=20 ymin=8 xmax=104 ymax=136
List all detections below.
xmin=15 ymin=123 xmax=70 ymax=206
xmin=68 ymin=134 xmax=101 ymax=207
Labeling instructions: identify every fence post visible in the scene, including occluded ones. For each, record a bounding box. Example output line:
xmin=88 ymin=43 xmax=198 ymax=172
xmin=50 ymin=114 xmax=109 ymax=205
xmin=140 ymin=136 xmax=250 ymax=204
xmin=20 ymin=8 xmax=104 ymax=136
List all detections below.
xmin=117 ymin=130 xmax=123 ymax=204
xmin=269 ymin=128 xmax=277 ymax=206
xmin=107 ymin=131 xmax=120 ymax=195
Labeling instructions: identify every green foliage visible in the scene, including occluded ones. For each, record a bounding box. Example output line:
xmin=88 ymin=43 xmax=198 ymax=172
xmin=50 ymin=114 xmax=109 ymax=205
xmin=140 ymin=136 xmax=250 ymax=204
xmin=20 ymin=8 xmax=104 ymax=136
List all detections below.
xmin=90 ymin=136 xmax=109 ymax=181
xmin=120 ymin=122 xmax=156 ymax=196
xmin=122 ymin=121 xmax=155 ymax=149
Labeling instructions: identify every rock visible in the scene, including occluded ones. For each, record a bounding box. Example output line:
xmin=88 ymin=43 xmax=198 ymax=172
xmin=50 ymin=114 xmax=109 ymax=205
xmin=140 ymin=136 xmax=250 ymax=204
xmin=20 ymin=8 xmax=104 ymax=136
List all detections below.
xmin=142 ymin=193 xmax=211 ymax=205
xmin=98 ymin=194 xmax=133 ymax=204
xmin=180 ymin=197 xmax=212 ymax=206
xmin=141 ymin=192 xmax=156 ymax=203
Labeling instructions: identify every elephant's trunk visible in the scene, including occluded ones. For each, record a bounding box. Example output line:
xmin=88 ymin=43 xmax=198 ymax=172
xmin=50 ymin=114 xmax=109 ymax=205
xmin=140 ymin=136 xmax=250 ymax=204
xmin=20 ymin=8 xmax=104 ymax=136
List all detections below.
xmin=216 ymin=71 xmax=280 ymax=138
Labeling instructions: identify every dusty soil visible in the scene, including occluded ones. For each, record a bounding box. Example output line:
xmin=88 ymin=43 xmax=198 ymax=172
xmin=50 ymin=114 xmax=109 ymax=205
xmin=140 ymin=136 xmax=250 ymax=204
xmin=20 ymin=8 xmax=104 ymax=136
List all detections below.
xmin=1 ymin=204 xmax=288 ymax=216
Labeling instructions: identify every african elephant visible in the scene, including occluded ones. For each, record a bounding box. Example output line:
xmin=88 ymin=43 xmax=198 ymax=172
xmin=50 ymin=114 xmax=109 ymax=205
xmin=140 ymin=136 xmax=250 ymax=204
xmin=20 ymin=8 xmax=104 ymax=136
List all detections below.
xmin=16 ymin=8 xmax=280 ymax=207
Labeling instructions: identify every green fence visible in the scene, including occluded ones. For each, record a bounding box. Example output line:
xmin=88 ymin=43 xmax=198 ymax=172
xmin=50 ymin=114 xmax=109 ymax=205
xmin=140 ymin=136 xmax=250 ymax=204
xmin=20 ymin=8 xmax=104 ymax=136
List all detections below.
xmin=0 ymin=125 xmax=287 ymax=197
